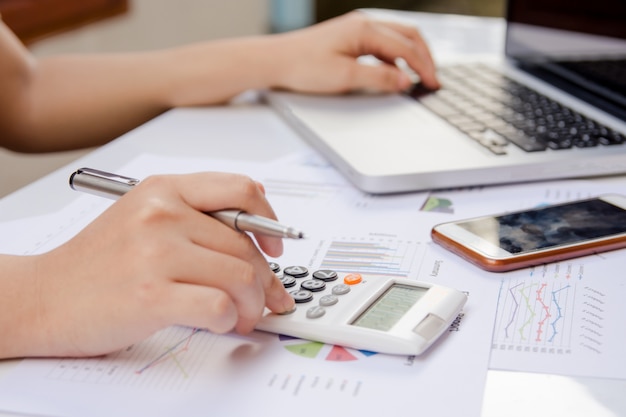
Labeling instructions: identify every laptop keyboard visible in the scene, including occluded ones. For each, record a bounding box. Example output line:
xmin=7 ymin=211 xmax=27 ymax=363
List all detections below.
xmin=407 ymin=63 xmax=625 ymax=155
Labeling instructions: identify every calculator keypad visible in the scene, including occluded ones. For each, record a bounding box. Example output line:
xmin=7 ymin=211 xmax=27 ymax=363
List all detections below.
xmin=275 ymin=264 xmax=357 ymax=319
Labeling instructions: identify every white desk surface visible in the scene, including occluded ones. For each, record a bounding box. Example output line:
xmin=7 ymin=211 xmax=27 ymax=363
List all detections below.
xmin=1 ymin=10 xmax=625 ymax=417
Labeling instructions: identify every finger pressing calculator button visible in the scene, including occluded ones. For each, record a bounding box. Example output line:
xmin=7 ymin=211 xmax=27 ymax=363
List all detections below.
xmin=306 ymin=306 xmax=326 ymax=319
xmin=312 ymin=269 xmax=338 ymax=282
xmin=331 ymin=284 xmax=350 ymax=295
xmin=280 ymin=275 xmax=297 ymax=288
xmin=278 ymin=306 xmax=297 ymax=315
xmin=289 ymin=289 xmax=314 ymax=303
xmin=301 ymin=279 xmax=326 ymax=292
xmin=283 ymin=266 xmax=309 ymax=278
xmin=319 ymin=294 xmax=338 ymax=306
xmin=343 ymin=273 xmax=362 ymax=285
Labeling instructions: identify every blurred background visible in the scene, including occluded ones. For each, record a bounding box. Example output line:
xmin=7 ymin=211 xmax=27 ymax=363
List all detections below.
xmin=0 ymin=0 xmax=504 ymax=197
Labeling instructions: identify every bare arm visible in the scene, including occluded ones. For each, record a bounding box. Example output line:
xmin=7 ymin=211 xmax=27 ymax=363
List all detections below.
xmin=0 ymin=27 xmax=277 ymax=152
xmin=0 ymin=11 xmax=438 ymax=153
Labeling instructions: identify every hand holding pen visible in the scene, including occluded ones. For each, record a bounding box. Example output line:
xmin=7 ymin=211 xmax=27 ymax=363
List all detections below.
xmin=70 ymin=168 xmax=306 ymax=239
xmin=11 ymin=170 xmax=297 ymax=358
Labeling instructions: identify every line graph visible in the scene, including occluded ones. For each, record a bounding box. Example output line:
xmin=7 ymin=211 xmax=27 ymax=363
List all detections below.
xmin=499 ymin=281 xmax=573 ymax=346
xmin=134 ymin=327 xmax=203 ymax=376
xmin=493 ymin=276 xmax=577 ymax=355
xmin=492 ymin=261 xmax=608 ymax=356
xmin=46 ymin=326 xmax=218 ymax=391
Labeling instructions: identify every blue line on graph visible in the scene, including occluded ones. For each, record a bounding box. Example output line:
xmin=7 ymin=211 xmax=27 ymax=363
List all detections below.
xmin=548 ymin=285 xmax=571 ymax=342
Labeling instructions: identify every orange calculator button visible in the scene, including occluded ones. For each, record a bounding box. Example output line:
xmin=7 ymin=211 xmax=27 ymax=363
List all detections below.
xmin=343 ymin=273 xmax=362 ymax=285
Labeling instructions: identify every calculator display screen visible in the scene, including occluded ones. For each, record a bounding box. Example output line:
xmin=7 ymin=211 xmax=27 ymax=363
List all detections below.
xmin=351 ymin=284 xmax=428 ymax=331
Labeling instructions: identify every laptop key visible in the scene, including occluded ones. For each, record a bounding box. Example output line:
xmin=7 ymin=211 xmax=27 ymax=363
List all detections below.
xmin=419 ymin=94 xmax=461 ymax=117
xmin=498 ymin=128 xmax=548 ymax=152
xmin=574 ymin=133 xmax=599 ymax=148
xmin=415 ymin=63 xmax=624 ymax=155
xmin=468 ymin=129 xmax=509 ymax=155
xmin=598 ymin=131 xmax=625 ymax=145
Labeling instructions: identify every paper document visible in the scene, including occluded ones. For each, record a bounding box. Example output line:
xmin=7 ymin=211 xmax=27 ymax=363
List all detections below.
xmin=1 ymin=152 xmax=625 ymax=417
xmin=0 ymin=153 xmax=498 ymax=417
xmin=406 ymin=172 xmax=626 ymax=379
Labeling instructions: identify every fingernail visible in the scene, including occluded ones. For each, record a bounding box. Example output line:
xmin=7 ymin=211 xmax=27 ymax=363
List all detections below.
xmin=283 ymin=293 xmax=295 ymax=313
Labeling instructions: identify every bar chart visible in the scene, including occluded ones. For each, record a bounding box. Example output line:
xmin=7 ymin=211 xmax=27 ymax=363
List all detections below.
xmin=316 ymin=237 xmax=422 ymax=277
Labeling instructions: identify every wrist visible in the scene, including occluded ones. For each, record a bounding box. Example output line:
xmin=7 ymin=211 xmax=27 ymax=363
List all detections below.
xmin=0 ymin=254 xmax=51 ymax=358
xmin=260 ymin=32 xmax=304 ymax=92
xmin=160 ymin=35 xmax=287 ymax=107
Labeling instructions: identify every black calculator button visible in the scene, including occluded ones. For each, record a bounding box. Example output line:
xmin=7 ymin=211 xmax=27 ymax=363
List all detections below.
xmin=312 ymin=269 xmax=338 ymax=282
xmin=283 ymin=266 xmax=309 ymax=278
xmin=301 ymin=279 xmax=326 ymax=292
xmin=289 ymin=289 xmax=314 ymax=303
xmin=279 ymin=275 xmax=297 ymax=288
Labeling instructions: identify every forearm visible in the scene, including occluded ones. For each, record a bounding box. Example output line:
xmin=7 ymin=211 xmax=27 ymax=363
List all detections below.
xmin=3 ymin=53 xmax=166 ymax=152
xmin=3 ymin=36 xmax=281 ymax=153
xmin=163 ymin=36 xmax=282 ymax=108
xmin=0 ymin=11 xmax=440 ymax=153
xmin=0 ymin=255 xmax=49 ymax=359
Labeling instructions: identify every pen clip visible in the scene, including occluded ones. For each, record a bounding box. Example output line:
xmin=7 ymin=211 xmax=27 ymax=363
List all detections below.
xmin=74 ymin=168 xmax=140 ymax=186
xmin=70 ymin=167 xmax=140 ymax=199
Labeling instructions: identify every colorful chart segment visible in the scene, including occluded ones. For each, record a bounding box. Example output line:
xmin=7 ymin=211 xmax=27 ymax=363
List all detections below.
xmin=492 ymin=265 xmax=581 ymax=355
xmin=279 ymin=335 xmax=376 ymax=361
xmin=420 ymin=196 xmax=454 ymax=213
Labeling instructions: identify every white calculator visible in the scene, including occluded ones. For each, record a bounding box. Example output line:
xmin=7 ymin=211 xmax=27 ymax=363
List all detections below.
xmin=256 ymin=264 xmax=468 ymax=356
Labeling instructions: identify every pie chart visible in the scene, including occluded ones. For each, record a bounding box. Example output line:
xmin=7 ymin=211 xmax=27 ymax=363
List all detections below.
xmin=279 ymin=334 xmax=377 ymax=361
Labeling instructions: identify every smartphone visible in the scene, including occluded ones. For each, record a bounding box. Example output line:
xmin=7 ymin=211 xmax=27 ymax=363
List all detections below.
xmin=431 ymin=194 xmax=626 ymax=272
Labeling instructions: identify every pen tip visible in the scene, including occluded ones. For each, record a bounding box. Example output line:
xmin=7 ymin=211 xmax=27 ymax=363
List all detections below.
xmin=286 ymin=227 xmax=306 ymax=239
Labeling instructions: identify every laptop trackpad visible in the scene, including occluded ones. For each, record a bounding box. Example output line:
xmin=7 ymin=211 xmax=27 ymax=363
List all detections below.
xmin=283 ymin=93 xmax=491 ymax=176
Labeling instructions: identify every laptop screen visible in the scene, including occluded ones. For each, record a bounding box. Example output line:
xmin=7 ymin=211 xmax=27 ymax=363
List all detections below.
xmin=505 ymin=0 xmax=626 ymax=119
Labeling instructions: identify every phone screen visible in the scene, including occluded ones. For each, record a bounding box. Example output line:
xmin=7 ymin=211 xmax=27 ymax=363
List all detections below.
xmin=456 ymin=198 xmax=626 ymax=254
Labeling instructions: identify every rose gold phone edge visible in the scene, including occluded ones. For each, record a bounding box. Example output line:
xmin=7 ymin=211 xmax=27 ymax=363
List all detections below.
xmin=431 ymin=226 xmax=626 ymax=272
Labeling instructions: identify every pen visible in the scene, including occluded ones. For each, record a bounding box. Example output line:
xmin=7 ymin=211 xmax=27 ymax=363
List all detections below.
xmin=69 ymin=167 xmax=306 ymax=239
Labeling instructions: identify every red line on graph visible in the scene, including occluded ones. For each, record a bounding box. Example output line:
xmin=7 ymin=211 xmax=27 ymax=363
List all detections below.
xmin=535 ymin=284 xmax=551 ymax=342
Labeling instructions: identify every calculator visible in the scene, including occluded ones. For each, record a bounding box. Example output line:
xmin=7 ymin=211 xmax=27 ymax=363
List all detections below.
xmin=256 ymin=264 xmax=468 ymax=355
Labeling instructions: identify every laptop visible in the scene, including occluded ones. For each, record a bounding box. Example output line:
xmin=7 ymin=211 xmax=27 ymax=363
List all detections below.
xmin=264 ymin=0 xmax=626 ymax=194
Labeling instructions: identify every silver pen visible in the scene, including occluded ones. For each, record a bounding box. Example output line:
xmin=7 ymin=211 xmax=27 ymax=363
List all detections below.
xmin=69 ymin=167 xmax=305 ymax=239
